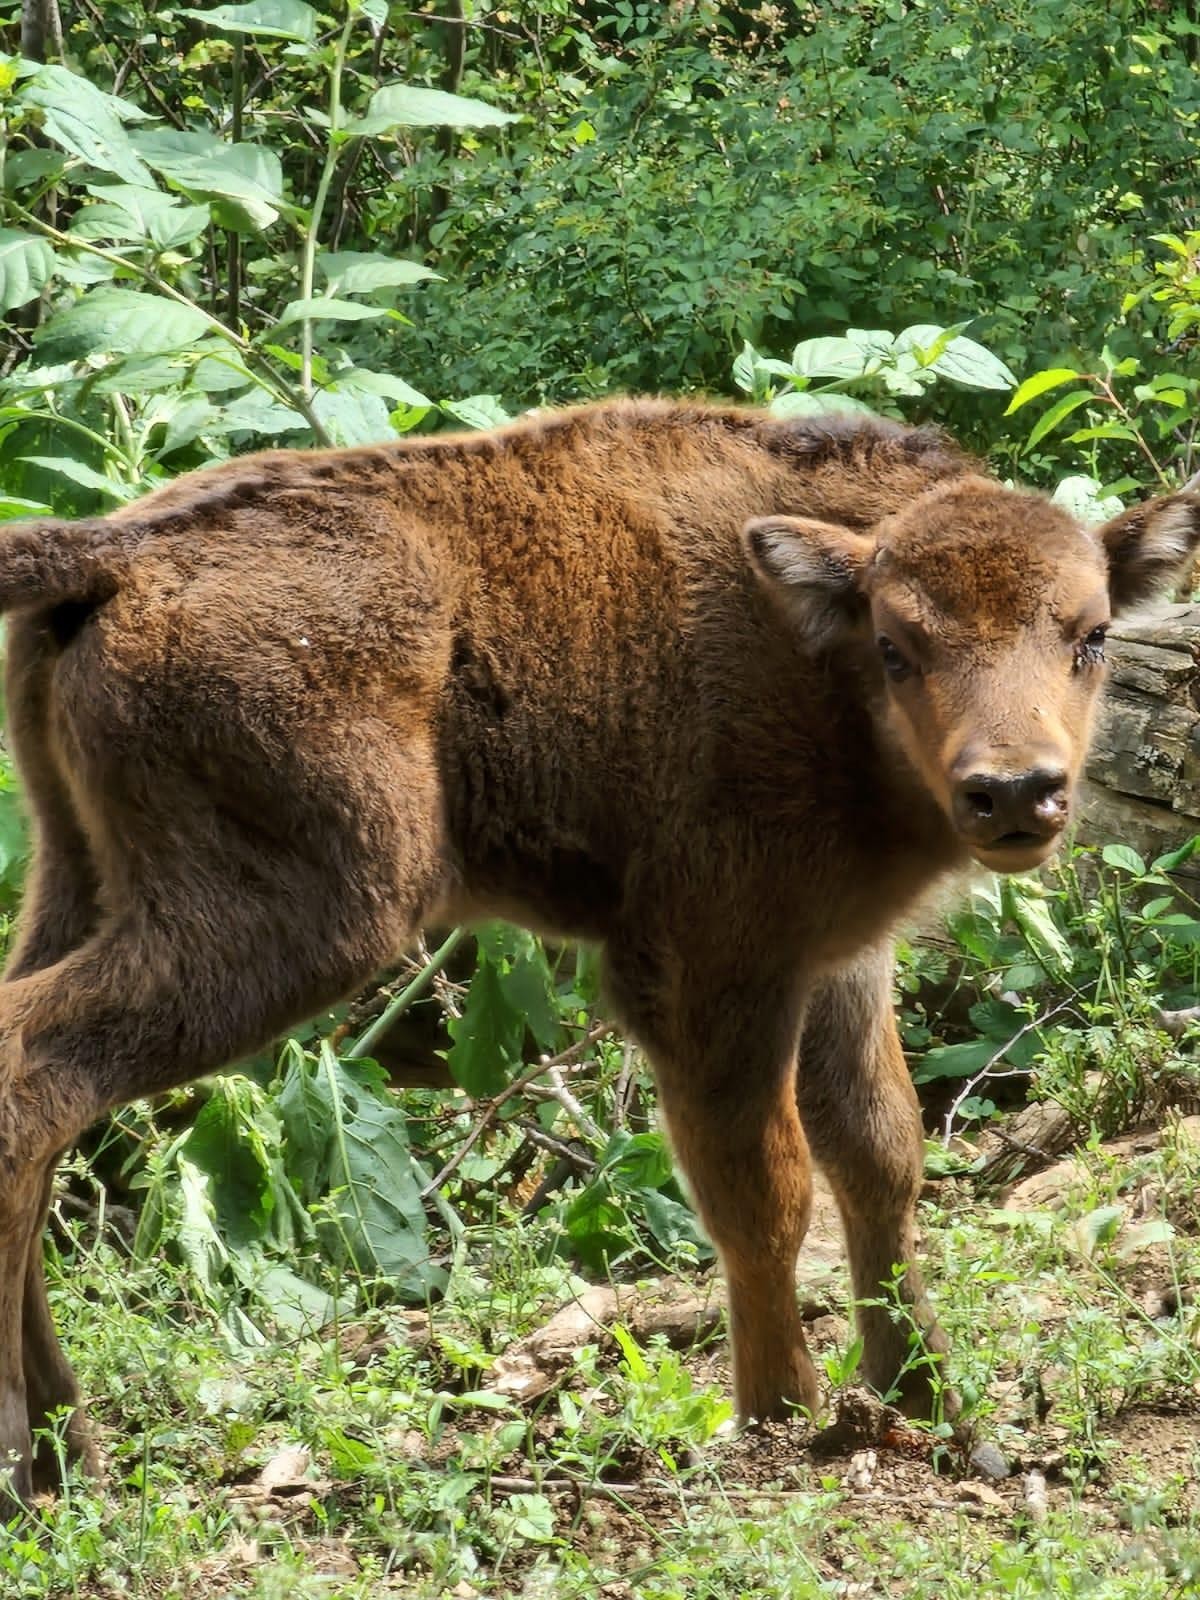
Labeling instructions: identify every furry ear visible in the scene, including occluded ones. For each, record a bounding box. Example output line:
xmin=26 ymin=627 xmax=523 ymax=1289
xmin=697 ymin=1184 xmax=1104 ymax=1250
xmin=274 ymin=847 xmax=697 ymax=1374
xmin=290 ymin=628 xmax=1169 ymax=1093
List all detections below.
xmin=1099 ymin=489 xmax=1200 ymax=614
xmin=743 ymin=515 xmax=874 ymax=643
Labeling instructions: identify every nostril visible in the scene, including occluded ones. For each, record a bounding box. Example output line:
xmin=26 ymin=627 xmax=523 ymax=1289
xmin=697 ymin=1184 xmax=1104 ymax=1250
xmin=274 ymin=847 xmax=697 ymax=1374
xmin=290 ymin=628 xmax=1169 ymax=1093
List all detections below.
xmin=964 ymin=788 xmax=994 ymax=820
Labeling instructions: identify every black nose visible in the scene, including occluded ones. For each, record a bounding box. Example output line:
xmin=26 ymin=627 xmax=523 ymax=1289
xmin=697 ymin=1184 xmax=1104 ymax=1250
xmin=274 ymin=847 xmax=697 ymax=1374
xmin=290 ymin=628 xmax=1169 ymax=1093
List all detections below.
xmin=952 ymin=768 xmax=1070 ymax=848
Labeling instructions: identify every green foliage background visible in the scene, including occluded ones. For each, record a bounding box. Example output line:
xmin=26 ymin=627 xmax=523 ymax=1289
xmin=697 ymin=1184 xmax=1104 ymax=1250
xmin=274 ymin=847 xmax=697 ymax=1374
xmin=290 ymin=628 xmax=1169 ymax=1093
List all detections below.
xmin=1 ymin=0 xmax=1200 ymax=1342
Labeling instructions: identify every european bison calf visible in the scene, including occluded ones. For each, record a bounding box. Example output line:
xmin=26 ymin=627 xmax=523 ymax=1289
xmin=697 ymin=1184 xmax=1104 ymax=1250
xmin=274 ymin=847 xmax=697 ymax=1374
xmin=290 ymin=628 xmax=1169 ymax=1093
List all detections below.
xmin=0 ymin=400 xmax=1196 ymax=1501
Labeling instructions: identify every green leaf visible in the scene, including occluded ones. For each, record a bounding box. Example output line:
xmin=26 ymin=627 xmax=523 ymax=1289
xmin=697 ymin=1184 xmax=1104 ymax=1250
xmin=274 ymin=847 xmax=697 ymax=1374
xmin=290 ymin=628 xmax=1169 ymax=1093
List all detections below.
xmin=311 ymin=384 xmax=396 ymax=446
xmin=35 ymin=287 xmax=211 ymax=359
xmin=1004 ymin=368 xmax=1082 ymax=415
xmin=441 ymin=394 xmax=513 ymax=430
xmin=360 ymin=84 xmax=518 ymax=133
xmin=246 ymin=1261 xmax=351 ymax=1333
xmin=338 ymin=367 xmax=432 ymax=409
xmin=898 ymin=327 xmax=1016 ymax=391
xmin=0 ymin=230 xmax=55 ymax=313
xmin=276 ymin=296 xmax=388 ymax=326
xmin=769 ymin=390 xmax=875 ymax=419
xmin=277 ymin=1046 xmax=445 ymax=1299
xmin=75 ymin=184 xmax=210 ymax=250
xmin=318 ymin=252 xmax=439 ymax=296
xmin=446 ymin=958 xmax=524 ymax=1097
xmin=732 ymin=340 xmax=759 ymax=395
xmin=1023 ymin=390 xmax=1094 ymax=452
xmin=1074 ymin=1204 xmax=1124 ymax=1258
xmin=789 ymin=335 xmax=868 ymax=381
xmin=21 ymin=65 xmax=153 ymax=187
xmin=132 ymin=130 xmax=284 ymax=232
xmin=19 ymin=456 xmax=134 ymax=501
xmin=179 ymin=1076 xmax=277 ymax=1250
xmin=1153 ymin=836 xmax=1200 ymax=873
xmin=912 ymin=1038 xmax=1003 ymax=1084
xmin=178 ymin=0 xmax=318 ymax=40
xmin=1102 ymin=843 xmax=1146 ymax=876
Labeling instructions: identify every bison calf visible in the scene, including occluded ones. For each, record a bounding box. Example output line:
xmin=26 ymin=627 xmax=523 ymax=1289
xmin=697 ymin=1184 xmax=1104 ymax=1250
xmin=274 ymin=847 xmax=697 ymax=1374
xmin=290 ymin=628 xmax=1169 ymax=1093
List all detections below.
xmin=0 ymin=399 xmax=1196 ymax=1501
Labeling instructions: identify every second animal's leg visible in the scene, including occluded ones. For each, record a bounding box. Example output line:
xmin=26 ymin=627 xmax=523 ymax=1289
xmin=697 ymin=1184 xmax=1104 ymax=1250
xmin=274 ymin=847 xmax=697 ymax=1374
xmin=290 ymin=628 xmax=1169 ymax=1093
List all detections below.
xmin=608 ymin=949 xmax=815 ymax=1421
xmin=795 ymin=945 xmax=951 ymax=1416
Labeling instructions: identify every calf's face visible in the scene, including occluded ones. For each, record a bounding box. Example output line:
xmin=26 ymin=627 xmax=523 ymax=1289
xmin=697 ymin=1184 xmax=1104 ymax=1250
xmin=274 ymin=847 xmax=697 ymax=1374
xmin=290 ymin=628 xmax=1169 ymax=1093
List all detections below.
xmin=746 ymin=475 xmax=1200 ymax=873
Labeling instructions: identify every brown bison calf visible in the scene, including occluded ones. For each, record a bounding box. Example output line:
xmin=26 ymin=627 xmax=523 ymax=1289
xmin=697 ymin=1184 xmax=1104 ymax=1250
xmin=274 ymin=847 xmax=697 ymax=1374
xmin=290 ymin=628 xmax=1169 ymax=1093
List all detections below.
xmin=0 ymin=399 xmax=1196 ymax=1501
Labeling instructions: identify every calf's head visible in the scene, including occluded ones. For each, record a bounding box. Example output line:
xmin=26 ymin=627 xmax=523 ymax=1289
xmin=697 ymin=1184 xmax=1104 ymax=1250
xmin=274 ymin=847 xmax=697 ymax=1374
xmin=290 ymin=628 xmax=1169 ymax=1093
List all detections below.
xmin=746 ymin=475 xmax=1200 ymax=873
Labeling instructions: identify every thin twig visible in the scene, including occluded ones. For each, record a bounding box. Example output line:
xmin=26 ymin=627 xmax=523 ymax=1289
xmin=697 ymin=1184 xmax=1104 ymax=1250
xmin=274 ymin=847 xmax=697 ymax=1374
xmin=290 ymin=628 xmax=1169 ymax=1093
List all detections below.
xmin=940 ymin=1003 xmax=1072 ymax=1146
xmin=347 ymin=926 xmax=467 ymax=1060
xmin=419 ymin=1022 xmax=612 ymax=1199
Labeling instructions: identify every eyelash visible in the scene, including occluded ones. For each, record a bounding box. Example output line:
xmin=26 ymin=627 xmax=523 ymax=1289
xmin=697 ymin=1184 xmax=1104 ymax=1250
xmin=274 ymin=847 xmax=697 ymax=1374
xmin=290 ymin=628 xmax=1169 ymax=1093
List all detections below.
xmin=1074 ymin=624 xmax=1109 ymax=669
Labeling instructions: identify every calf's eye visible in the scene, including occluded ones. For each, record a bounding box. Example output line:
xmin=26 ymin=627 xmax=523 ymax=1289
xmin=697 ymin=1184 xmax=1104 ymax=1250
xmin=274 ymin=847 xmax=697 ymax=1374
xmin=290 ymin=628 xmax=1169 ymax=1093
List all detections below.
xmin=1074 ymin=623 xmax=1109 ymax=669
xmin=877 ymin=635 xmax=912 ymax=682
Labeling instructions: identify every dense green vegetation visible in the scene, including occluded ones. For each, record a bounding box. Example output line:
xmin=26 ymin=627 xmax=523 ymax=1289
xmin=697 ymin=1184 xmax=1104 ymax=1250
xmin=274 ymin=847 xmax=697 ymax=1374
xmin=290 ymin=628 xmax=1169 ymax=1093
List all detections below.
xmin=2 ymin=2 xmax=1200 ymax=1595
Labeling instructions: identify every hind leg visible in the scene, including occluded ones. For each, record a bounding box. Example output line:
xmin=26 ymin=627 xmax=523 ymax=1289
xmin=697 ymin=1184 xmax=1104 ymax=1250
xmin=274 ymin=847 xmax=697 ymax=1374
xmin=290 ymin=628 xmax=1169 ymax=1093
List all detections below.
xmin=0 ymin=749 xmax=447 ymax=1504
xmin=3 ymin=614 xmax=105 ymax=1485
xmin=795 ymin=946 xmax=950 ymax=1416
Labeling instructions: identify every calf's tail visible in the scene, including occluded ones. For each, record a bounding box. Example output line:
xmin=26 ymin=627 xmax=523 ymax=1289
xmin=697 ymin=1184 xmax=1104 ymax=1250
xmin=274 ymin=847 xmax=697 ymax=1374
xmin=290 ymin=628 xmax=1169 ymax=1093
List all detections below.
xmin=0 ymin=518 xmax=128 ymax=612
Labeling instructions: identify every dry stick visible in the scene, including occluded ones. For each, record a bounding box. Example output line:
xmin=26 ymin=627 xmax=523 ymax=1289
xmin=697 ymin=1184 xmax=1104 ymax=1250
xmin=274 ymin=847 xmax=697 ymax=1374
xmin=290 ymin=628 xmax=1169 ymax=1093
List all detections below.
xmin=346 ymin=926 xmax=468 ymax=1061
xmin=939 ymin=1002 xmax=1073 ymax=1147
xmin=419 ymin=1022 xmax=612 ymax=1200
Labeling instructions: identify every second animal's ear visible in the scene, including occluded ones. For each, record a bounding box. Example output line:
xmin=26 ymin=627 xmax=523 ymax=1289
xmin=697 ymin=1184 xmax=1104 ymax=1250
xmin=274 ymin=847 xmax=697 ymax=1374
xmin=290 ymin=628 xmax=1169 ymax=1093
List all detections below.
xmin=1099 ymin=489 xmax=1200 ymax=614
xmin=743 ymin=515 xmax=874 ymax=644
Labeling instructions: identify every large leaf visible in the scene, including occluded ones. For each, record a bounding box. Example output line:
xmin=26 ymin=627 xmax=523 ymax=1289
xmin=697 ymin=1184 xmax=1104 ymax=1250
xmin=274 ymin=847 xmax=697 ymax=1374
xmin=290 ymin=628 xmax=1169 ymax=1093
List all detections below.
xmin=446 ymin=957 xmax=525 ymax=1097
xmin=179 ymin=0 xmax=318 ymax=40
xmin=441 ymin=394 xmax=512 ymax=430
xmin=19 ymin=455 xmax=135 ymax=501
xmin=311 ymin=384 xmax=396 ymax=445
xmin=789 ymin=335 xmax=870 ymax=381
xmin=277 ymin=1046 xmax=444 ymax=1299
xmin=897 ymin=325 xmax=1016 ymax=391
xmin=276 ymin=296 xmax=388 ymax=326
xmin=35 ymin=287 xmax=211 ymax=359
xmin=21 ymin=65 xmax=153 ymax=186
xmin=74 ymin=184 xmax=210 ymax=250
xmin=356 ymin=84 xmax=517 ymax=134
xmin=179 ymin=1077 xmax=278 ymax=1251
xmin=132 ymin=130 xmax=284 ymax=232
xmin=0 ymin=230 xmax=55 ymax=313
xmin=769 ymin=390 xmax=875 ymax=418
xmin=338 ymin=366 xmax=432 ymax=409
xmin=318 ymin=251 xmax=439 ymax=296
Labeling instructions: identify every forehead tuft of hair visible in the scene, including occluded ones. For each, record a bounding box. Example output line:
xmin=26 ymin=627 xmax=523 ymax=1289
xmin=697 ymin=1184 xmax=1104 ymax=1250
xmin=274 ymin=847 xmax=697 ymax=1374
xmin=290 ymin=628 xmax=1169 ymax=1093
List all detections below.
xmin=873 ymin=479 xmax=1103 ymax=630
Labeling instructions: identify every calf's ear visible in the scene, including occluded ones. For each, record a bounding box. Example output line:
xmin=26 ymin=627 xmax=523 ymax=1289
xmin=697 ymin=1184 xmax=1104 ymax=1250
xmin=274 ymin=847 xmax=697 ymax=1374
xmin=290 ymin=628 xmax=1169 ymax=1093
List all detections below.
xmin=1100 ymin=488 xmax=1200 ymax=614
xmin=743 ymin=515 xmax=875 ymax=645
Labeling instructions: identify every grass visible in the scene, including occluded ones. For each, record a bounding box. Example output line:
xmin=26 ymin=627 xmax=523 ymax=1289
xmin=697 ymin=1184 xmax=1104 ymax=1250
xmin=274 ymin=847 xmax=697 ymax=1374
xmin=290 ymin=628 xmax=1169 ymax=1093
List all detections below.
xmin=5 ymin=1109 xmax=1200 ymax=1600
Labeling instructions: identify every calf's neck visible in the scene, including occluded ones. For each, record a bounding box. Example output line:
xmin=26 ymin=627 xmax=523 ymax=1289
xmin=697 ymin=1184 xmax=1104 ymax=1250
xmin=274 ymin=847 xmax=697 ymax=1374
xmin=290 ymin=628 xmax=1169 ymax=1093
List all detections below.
xmin=0 ymin=399 xmax=1196 ymax=1500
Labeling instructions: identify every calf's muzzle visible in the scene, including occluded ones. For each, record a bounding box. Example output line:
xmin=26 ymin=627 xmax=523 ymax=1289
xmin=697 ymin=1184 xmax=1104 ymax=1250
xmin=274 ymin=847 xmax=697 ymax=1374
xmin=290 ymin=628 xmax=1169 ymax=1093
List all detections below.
xmin=951 ymin=766 xmax=1070 ymax=855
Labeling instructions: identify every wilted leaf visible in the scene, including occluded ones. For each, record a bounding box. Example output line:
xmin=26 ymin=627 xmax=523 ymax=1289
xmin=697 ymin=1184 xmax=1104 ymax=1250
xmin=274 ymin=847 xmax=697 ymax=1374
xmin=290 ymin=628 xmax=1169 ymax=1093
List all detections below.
xmin=277 ymin=1045 xmax=445 ymax=1300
